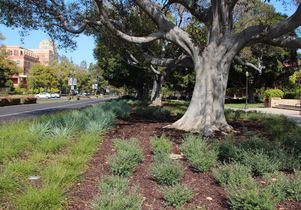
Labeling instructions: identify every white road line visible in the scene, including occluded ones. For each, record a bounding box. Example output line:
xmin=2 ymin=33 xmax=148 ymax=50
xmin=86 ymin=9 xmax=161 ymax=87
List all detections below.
xmin=0 ymin=99 xmax=104 ymax=118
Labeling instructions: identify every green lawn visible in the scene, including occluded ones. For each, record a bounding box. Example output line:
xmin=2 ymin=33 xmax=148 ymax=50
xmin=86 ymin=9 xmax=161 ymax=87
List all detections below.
xmin=225 ymin=103 xmax=264 ymax=109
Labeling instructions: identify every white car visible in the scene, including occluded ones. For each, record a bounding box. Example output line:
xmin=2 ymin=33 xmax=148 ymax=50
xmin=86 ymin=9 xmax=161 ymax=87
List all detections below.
xmin=35 ymin=92 xmax=51 ymax=99
xmin=50 ymin=93 xmax=60 ymax=98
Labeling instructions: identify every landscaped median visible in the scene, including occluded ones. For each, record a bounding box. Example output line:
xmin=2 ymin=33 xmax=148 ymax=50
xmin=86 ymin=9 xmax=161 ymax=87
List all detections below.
xmin=0 ymin=100 xmax=130 ymax=209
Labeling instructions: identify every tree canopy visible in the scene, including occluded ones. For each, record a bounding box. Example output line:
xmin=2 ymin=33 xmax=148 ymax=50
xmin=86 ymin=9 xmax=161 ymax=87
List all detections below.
xmin=2 ymin=0 xmax=301 ymax=134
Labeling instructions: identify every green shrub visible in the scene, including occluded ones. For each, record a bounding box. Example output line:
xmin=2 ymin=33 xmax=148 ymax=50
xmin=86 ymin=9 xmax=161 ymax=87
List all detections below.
xmin=102 ymin=100 xmax=131 ymax=119
xmin=135 ymin=106 xmax=170 ymax=120
xmin=181 ymin=135 xmax=217 ymax=172
xmin=218 ymin=136 xmax=241 ymax=162
xmin=264 ymin=88 xmax=284 ymax=99
xmin=92 ymin=176 xmax=143 ymax=210
xmin=264 ymin=171 xmax=301 ymax=202
xmin=161 ymin=184 xmax=193 ymax=209
xmin=212 ymin=163 xmax=252 ymax=187
xmin=114 ymin=139 xmax=143 ymax=163
xmin=150 ymin=157 xmax=182 ymax=185
xmin=21 ymin=97 xmax=37 ymax=104
xmin=227 ymin=182 xmax=277 ymax=210
xmin=150 ymin=136 xmax=172 ymax=156
xmin=107 ymin=139 xmax=143 ymax=176
xmin=241 ymin=150 xmax=280 ymax=176
xmin=98 ymin=176 xmax=128 ymax=195
xmin=269 ymin=149 xmax=301 ymax=171
xmin=239 ymin=135 xmax=270 ymax=152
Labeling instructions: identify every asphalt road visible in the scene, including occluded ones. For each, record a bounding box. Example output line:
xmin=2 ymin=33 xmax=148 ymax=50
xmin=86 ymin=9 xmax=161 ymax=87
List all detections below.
xmin=0 ymin=98 xmax=114 ymax=122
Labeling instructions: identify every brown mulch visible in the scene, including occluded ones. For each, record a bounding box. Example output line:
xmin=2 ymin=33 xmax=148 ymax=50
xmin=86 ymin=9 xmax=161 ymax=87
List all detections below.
xmin=67 ymin=117 xmax=301 ymax=210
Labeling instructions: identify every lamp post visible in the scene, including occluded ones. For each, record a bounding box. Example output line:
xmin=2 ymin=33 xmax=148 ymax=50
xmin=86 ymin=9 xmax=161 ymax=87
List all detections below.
xmin=244 ymin=71 xmax=249 ymax=109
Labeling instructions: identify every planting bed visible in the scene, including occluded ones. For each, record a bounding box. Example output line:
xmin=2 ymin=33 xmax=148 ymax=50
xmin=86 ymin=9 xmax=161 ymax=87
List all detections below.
xmin=66 ymin=110 xmax=301 ymax=210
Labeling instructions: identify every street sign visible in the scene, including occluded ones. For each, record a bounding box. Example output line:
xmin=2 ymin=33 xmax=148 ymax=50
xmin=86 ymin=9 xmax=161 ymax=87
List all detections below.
xmin=92 ymin=84 xmax=98 ymax=90
xmin=68 ymin=77 xmax=77 ymax=86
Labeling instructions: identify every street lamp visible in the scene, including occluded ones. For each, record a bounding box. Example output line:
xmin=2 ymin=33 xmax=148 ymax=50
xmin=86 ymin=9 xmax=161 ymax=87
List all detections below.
xmin=244 ymin=71 xmax=249 ymax=109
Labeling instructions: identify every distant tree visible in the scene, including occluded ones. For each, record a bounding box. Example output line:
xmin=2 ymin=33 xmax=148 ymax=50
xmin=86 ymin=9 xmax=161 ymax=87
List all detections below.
xmin=2 ymin=0 xmax=301 ymax=134
xmin=0 ymin=34 xmax=18 ymax=88
xmin=28 ymin=64 xmax=59 ymax=90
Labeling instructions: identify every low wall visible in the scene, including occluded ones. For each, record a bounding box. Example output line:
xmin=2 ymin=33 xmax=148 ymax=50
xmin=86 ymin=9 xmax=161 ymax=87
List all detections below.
xmin=270 ymin=97 xmax=301 ymax=107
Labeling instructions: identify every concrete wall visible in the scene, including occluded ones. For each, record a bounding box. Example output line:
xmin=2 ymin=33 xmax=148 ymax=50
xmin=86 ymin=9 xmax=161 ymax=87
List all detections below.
xmin=270 ymin=97 xmax=301 ymax=107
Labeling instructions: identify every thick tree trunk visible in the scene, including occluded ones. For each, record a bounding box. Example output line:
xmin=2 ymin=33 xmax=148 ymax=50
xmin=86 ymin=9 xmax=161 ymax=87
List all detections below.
xmin=166 ymin=45 xmax=233 ymax=136
xmin=150 ymin=74 xmax=163 ymax=106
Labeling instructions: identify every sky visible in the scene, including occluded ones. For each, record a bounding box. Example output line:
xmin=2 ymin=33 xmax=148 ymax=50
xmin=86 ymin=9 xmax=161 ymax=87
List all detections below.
xmin=0 ymin=1 xmax=297 ymax=65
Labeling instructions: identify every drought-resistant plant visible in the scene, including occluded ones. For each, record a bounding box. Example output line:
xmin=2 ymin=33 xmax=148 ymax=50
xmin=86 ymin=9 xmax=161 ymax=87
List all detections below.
xmin=217 ymin=136 xmax=241 ymax=162
xmin=239 ymin=135 xmax=270 ymax=152
xmin=181 ymin=134 xmax=217 ymax=172
xmin=161 ymin=184 xmax=193 ymax=209
xmin=213 ymin=163 xmax=252 ymax=187
xmin=241 ymin=150 xmax=280 ymax=176
xmin=227 ymin=182 xmax=277 ymax=210
xmin=92 ymin=176 xmax=143 ymax=210
xmin=102 ymin=100 xmax=131 ymax=119
xmin=107 ymin=139 xmax=143 ymax=176
xmin=135 ymin=106 xmax=171 ymax=120
xmin=150 ymin=136 xmax=172 ymax=156
xmin=150 ymin=157 xmax=182 ymax=185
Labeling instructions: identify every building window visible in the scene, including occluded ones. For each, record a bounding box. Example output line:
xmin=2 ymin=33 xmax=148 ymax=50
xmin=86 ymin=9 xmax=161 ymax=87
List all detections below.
xmin=7 ymin=50 xmax=12 ymax=56
xmin=16 ymin=60 xmax=20 ymax=64
xmin=14 ymin=50 xmax=18 ymax=56
xmin=20 ymin=50 xmax=23 ymax=55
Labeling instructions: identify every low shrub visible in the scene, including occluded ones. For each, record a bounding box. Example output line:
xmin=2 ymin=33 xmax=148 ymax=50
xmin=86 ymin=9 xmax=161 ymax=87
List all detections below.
xmin=239 ymin=135 xmax=270 ymax=152
xmin=227 ymin=182 xmax=277 ymax=210
xmin=181 ymin=135 xmax=217 ymax=172
xmin=98 ymin=175 xmax=129 ymax=194
xmin=212 ymin=163 xmax=252 ymax=187
xmin=102 ymin=100 xmax=131 ymax=119
xmin=241 ymin=150 xmax=280 ymax=176
xmin=92 ymin=176 xmax=143 ymax=210
xmin=150 ymin=157 xmax=182 ymax=185
xmin=217 ymin=136 xmax=241 ymax=162
xmin=21 ymin=97 xmax=37 ymax=104
xmin=150 ymin=136 xmax=172 ymax=156
xmin=0 ymin=97 xmax=21 ymax=106
xmin=135 ymin=106 xmax=170 ymax=120
xmin=264 ymin=171 xmax=301 ymax=202
xmin=269 ymin=149 xmax=301 ymax=171
xmin=264 ymin=88 xmax=284 ymax=99
xmin=161 ymin=184 xmax=193 ymax=209
xmin=107 ymin=139 xmax=143 ymax=176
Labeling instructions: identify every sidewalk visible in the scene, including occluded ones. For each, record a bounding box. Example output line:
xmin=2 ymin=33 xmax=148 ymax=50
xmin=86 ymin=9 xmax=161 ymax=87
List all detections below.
xmin=236 ymin=107 xmax=301 ymax=125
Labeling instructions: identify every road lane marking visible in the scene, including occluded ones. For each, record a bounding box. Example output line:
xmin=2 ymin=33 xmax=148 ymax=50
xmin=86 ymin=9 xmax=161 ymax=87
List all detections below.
xmin=0 ymin=99 xmax=107 ymax=118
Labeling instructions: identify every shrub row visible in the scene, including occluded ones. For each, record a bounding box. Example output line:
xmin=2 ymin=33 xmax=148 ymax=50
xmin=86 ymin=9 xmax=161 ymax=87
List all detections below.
xmin=0 ymin=96 xmax=37 ymax=106
xmin=149 ymin=136 xmax=192 ymax=209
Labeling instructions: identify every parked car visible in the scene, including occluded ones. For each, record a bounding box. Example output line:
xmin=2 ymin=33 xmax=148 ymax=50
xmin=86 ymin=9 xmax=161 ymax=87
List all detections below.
xmin=35 ymin=92 xmax=51 ymax=99
xmin=50 ymin=93 xmax=60 ymax=98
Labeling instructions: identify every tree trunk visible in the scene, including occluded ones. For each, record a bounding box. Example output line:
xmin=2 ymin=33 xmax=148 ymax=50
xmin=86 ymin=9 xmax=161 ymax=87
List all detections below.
xmin=166 ymin=45 xmax=233 ymax=136
xmin=150 ymin=74 xmax=163 ymax=106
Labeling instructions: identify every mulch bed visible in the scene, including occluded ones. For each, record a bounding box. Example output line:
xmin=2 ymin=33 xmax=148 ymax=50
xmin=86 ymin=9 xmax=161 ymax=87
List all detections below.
xmin=67 ymin=117 xmax=301 ymax=210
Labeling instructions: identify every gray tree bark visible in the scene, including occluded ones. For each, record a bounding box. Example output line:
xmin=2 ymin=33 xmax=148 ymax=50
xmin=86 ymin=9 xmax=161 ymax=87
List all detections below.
xmin=150 ymin=73 xmax=164 ymax=106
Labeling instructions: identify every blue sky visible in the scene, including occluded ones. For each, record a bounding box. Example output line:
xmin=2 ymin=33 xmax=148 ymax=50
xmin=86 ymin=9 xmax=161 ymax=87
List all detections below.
xmin=0 ymin=1 xmax=297 ymax=65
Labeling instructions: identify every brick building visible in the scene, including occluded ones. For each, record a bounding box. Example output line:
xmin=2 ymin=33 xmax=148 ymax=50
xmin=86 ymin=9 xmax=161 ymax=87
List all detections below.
xmin=5 ymin=40 xmax=57 ymax=88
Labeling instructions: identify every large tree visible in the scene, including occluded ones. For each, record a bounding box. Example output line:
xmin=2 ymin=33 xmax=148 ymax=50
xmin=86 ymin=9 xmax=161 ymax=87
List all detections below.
xmin=2 ymin=0 xmax=301 ymax=135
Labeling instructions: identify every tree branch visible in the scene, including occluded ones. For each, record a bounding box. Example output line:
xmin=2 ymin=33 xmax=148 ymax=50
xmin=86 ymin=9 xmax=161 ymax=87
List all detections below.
xmin=263 ymin=35 xmax=301 ymax=49
xmin=234 ymin=56 xmax=263 ymax=74
xmin=94 ymin=0 xmax=165 ymax=44
xmin=163 ymin=0 xmax=212 ymax=24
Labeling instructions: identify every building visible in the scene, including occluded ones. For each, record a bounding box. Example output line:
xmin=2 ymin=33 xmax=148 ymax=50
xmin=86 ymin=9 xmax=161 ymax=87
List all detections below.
xmin=31 ymin=40 xmax=57 ymax=66
xmin=6 ymin=46 xmax=40 ymax=88
xmin=5 ymin=40 xmax=57 ymax=88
